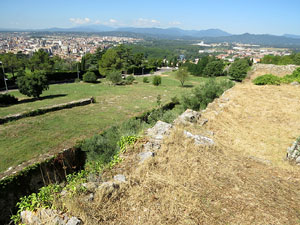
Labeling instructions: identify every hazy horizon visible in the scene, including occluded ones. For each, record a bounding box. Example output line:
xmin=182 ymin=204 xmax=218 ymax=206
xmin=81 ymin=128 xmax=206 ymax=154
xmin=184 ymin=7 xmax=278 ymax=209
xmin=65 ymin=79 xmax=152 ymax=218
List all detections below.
xmin=1 ymin=0 xmax=300 ymax=36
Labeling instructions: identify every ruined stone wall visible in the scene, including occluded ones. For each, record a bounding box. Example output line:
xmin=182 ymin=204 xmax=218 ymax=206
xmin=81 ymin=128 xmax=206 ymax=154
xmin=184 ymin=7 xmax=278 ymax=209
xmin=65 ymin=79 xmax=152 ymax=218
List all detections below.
xmin=248 ymin=64 xmax=299 ymax=80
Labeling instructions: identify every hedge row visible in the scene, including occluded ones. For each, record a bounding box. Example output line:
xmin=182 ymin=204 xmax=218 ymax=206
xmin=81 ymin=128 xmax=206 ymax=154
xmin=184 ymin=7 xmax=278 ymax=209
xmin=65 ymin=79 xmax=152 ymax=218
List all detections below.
xmin=0 ymin=70 xmax=102 ymax=89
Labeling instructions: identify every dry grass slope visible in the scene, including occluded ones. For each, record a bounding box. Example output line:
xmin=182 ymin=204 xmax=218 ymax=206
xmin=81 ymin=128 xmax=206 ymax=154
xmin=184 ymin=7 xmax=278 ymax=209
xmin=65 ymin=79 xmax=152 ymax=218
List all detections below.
xmin=55 ymin=72 xmax=300 ymax=225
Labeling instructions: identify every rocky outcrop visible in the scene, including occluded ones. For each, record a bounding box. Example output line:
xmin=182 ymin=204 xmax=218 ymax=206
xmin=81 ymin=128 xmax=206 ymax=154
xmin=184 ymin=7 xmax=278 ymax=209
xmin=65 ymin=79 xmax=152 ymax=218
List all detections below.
xmin=174 ymin=109 xmax=201 ymax=125
xmin=287 ymin=139 xmax=300 ymax=164
xmin=249 ymin=64 xmax=299 ymax=80
xmin=20 ymin=209 xmax=82 ymax=225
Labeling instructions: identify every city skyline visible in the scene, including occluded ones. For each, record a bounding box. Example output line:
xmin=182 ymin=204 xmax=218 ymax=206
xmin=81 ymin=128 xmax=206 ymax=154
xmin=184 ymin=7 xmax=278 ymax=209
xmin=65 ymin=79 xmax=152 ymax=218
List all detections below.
xmin=1 ymin=0 xmax=300 ymax=35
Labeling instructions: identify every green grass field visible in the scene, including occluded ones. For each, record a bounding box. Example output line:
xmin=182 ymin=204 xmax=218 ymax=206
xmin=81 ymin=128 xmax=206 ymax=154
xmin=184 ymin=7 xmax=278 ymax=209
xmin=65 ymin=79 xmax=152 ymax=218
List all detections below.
xmin=0 ymin=73 xmax=227 ymax=173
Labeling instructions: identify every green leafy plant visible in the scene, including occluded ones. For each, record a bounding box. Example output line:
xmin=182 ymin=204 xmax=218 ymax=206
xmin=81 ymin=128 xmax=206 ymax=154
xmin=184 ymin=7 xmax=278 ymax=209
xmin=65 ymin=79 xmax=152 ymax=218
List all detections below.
xmin=17 ymin=71 xmax=49 ymax=98
xmin=182 ymin=79 xmax=234 ymax=111
xmin=252 ymin=74 xmax=281 ymax=85
xmin=0 ymin=93 xmax=18 ymax=106
xmin=83 ymin=71 xmax=97 ymax=83
xmin=125 ymin=75 xmax=135 ymax=84
xmin=11 ymin=184 xmax=62 ymax=224
xmin=107 ymin=70 xmax=122 ymax=85
xmin=152 ymin=75 xmax=162 ymax=86
xmin=143 ymin=77 xmax=149 ymax=83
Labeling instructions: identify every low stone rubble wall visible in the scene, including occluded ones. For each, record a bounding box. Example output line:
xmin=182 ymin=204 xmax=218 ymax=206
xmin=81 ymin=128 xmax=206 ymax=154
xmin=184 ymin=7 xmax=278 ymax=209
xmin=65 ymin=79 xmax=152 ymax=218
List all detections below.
xmin=0 ymin=97 xmax=95 ymax=124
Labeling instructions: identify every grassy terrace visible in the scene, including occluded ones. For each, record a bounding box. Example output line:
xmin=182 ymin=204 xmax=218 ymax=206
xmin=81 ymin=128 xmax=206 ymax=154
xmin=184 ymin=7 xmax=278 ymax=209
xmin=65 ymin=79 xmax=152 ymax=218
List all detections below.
xmin=0 ymin=73 xmax=226 ymax=173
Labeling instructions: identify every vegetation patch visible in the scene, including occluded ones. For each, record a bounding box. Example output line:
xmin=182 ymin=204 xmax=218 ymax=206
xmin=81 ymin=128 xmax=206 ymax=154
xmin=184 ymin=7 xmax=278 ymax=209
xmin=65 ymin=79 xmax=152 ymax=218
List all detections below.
xmin=0 ymin=93 xmax=18 ymax=106
xmin=252 ymin=74 xmax=281 ymax=85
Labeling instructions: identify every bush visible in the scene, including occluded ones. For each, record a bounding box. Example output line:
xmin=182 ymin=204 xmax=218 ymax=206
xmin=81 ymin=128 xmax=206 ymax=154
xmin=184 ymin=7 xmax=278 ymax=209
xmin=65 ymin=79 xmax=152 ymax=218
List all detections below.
xmin=74 ymin=78 xmax=81 ymax=83
xmin=252 ymin=74 xmax=281 ymax=85
xmin=125 ymin=75 xmax=135 ymax=84
xmin=0 ymin=93 xmax=18 ymax=106
xmin=203 ymin=61 xmax=224 ymax=77
xmin=17 ymin=71 xmax=49 ymax=98
xmin=182 ymin=79 xmax=234 ymax=111
xmin=228 ymin=59 xmax=251 ymax=81
xmin=107 ymin=70 xmax=122 ymax=85
xmin=143 ymin=77 xmax=149 ymax=83
xmin=83 ymin=71 xmax=97 ymax=83
xmin=152 ymin=75 xmax=162 ymax=86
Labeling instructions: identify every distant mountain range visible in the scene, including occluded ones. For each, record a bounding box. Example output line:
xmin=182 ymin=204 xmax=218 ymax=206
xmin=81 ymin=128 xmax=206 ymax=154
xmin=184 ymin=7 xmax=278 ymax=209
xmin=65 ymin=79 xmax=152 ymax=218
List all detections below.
xmin=1 ymin=26 xmax=300 ymax=47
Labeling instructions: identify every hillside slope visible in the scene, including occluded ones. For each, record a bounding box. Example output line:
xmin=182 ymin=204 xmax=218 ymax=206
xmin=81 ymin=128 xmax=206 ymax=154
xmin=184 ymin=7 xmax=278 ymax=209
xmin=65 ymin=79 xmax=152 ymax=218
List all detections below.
xmin=57 ymin=80 xmax=300 ymax=225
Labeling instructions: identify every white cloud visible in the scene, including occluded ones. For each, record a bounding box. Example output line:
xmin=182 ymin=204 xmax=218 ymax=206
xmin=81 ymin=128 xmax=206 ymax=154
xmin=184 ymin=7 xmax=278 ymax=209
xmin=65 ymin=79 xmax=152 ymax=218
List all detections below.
xmin=69 ymin=17 xmax=91 ymax=25
xmin=169 ymin=21 xmax=182 ymax=26
xmin=133 ymin=18 xmax=161 ymax=27
xmin=109 ymin=19 xmax=117 ymax=24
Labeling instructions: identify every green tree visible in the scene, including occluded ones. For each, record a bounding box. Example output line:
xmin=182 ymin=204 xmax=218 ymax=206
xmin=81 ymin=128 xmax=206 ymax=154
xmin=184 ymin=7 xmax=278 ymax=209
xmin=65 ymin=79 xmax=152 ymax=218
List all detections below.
xmin=228 ymin=59 xmax=251 ymax=81
xmin=28 ymin=49 xmax=53 ymax=72
xmin=203 ymin=60 xmax=224 ymax=77
xmin=99 ymin=49 xmax=122 ymax=76
xmin=17 ymin=71 xmax=49 ymax=98
xmin=294 ymin=53 xmax=300 ymax=65
xmin=1 ymin=52 xmax=21 ymax=78
xmin=175 ymin=67 xmax=189 ymax=86
xmin=107 ymin=70 xmax=122 ymax=85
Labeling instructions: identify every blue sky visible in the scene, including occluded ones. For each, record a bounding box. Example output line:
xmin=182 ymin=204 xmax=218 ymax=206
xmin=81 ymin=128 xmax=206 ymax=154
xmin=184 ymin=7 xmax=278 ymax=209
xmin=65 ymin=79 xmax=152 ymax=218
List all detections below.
xmin=1 ymin=0 xmax=300 ymax=35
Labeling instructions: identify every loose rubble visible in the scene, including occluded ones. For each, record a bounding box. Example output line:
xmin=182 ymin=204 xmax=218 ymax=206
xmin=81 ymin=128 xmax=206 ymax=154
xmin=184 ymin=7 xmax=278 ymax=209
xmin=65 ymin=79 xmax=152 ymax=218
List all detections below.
xmin=287 ymin=139 xmax=300 ymax=163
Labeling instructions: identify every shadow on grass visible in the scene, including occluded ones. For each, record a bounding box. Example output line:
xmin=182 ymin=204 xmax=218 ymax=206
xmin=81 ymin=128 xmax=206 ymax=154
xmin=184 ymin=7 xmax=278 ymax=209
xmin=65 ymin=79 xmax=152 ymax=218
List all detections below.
xmin=182 ymin=84 xmax=194 ymax=88
xmin=18 ymin=94 xmax=68 ymax=104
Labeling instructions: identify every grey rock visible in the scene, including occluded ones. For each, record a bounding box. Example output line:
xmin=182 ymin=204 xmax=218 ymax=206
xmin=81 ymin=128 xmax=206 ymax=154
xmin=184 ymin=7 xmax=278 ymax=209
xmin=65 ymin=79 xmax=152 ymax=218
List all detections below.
xmin=174 ymin=109 xmax=201 ymax=125
xmin=21 ymin=210 xmax=41 ymax=225
xmin=183 ymin=130 xmax=214 ymax=146
xmin=291 ymin=81 xmax=300 ymax=86
xmin=66 ymin=217 xmax=82 ymax=225
xmin=146 ymin=121 xmax=172 ymax=138
xmin=138 ymin=152 xmax=155 ymax=163
xmin=198 ymin=118 xmax=208 ymax=126
xmin=82 ymin=182 xmax=98 ymax=193
xmin=114 ymin=174 xmax=126 ymax=183
xmin=296 ymin=156 xmax=300 ymax=164
xmin=87 ymin=173 xmax=101 ymax=183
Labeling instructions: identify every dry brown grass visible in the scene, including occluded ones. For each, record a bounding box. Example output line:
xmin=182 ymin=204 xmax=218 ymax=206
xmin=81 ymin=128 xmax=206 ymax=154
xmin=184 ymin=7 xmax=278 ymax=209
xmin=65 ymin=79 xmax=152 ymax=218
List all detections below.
xmin=203 ymin=82 xmax=300 ymax=170
xmin=59 ymin=78 xmax=300 ymax=225
xmin=62 ymin=129 xmax=300 ymax=225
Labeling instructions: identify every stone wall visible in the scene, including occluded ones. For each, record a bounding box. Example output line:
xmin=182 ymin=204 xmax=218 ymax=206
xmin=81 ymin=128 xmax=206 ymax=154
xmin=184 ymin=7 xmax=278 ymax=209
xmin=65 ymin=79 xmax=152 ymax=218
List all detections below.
xmin=0 ymin=97 xmax=95 ymax=124
xmin=248 ymin=64 xmax=299 ymax=80
xmin=0 ymin=148 xmax=86 ymax=225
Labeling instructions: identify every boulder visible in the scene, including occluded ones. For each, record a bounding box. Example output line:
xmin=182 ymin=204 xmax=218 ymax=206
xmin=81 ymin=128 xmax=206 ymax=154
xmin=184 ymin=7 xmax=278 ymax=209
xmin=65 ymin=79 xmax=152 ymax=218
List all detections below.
xmin=291 ymin=81 xmax=300 ymax=86
xmin=146 ymin=121 xmax=172 ymax=139
xmin=174 ymin=109 xmax=201 ymax=125
xmin=66 ymin=217 xmax=82 ymax=225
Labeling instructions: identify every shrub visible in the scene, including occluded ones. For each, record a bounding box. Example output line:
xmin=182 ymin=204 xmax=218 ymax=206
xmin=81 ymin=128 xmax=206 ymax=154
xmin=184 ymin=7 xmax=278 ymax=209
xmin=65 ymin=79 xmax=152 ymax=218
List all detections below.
xmin=143 ymin=77 xmax=149 ymax=83
xmin=0 ymin=93 xmax=18 ymax=106
xmin=203 ymin=61 xmax=224 ymax=77
xmin=83 ymin=71 xmax=97 ymax=83
xmin=125 ymin=75 xmax=135 ymax=84
xmin=182 ymin=79 xmax=234 ymax=111
xmin=17 ymin=71 xmax=49 ymax=98
xmin=252 ymin=74 xmax=281 ymax=85
xmin=74 ymin=78 xmax=81 ymax=83
xmin=107 ymin=70 xmax=122 ymax=85
xmin=228 ymin=59 xmax=251 ymax=81
xmin=152 ymin=75 xmax=162 ymax=86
